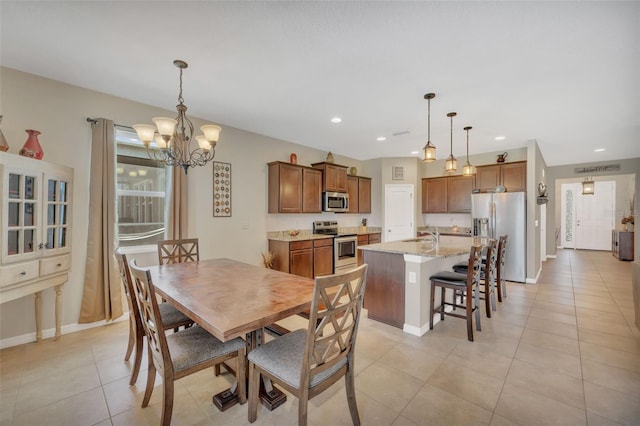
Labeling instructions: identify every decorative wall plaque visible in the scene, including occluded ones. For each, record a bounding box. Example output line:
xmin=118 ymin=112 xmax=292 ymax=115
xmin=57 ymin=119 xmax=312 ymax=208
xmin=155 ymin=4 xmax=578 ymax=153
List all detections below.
xmin=213 ymin=161 xmax=231 ymax=217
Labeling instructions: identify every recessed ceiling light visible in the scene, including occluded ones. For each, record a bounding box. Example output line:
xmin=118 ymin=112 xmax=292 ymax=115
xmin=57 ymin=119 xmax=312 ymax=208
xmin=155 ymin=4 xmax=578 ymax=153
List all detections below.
xmin=411 ymin=151 xmax=419 ymax=155
xmin=495 ymin=136 xmax=506 ymax=141
xmin=594 ymin=148 xmax=606 ymax=152
xmin=376 ymin=136 xmax=386 ymax=142
xmin=330 ymin=117 xmax=342 ymax=123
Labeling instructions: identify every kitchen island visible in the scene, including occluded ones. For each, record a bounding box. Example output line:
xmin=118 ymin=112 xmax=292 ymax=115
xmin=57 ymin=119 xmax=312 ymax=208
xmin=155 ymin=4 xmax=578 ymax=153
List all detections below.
xmin=359 ymin=236 xmax=472 ymax=336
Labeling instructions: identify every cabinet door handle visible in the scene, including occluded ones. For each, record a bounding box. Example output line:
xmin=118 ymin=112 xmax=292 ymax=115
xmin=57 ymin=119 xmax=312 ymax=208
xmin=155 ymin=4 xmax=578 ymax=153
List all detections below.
xmin=57 ymin=263 xmax=62 ymax=267
xmin=20 ymin=271 xmax=27 ymax=276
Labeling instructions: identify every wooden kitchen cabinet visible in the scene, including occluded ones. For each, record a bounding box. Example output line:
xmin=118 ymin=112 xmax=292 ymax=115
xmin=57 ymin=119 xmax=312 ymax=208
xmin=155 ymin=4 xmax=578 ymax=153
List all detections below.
xmin=345 ymin=175 xmax=372 ymax=214
xmin=311 ymin=162 xmax=348 ymax=192
xmin=313 ymin=238 xmax=334 ymax=276
xmin=357 ymin=232 xmax=381 ymax=265
xmin=269 ymin=237 xmax=334 ymax=279
xmin=268 ymin=161 xmax=321 ymax=213
xmin=421 ymin=177 xmax=448 ymax=213
xmin=447 ymin=175 xmax=474 ymax=212
xmin=475 ymin=161 xmax=526 ymax=192
xmin=612 ymin=230 xmax=634 ymax=261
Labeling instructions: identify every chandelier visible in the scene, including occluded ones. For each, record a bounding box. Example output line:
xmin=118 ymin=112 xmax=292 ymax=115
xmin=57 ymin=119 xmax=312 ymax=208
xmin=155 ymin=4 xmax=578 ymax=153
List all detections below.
xmin=422 ymin=93 xmax=436 ymax=162
xmin=444 ymin=112 xmax=457 ymax=172
xmin=133 ymin=60 xmax=221 ymax=175
xmin=462 ymin=126 xmax=475 ymax=176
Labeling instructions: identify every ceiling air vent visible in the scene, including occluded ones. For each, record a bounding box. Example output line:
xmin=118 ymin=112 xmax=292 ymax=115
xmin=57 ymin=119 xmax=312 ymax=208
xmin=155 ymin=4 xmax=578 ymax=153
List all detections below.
xmin=574 ymin=164 xmax=620 ymax=174
xmin=392 ymin=130 xmax=410 ymax=136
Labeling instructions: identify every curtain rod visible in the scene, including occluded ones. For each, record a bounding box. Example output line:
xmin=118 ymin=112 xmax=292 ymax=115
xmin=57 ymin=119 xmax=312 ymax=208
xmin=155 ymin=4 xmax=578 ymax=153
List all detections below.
xmin=86 ymin=117 xmax=134 ymax=131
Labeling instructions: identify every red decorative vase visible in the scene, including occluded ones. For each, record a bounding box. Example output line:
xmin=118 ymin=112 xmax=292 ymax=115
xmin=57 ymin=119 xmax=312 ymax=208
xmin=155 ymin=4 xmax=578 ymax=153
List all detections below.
xmin=20 ymin=129 xmax=44 ymax=160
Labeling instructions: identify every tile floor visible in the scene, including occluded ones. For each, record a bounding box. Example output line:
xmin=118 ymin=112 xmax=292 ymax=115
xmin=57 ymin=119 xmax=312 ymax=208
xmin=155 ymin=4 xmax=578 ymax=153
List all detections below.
xmin=1 ymin=249 xmax=639 ymax=425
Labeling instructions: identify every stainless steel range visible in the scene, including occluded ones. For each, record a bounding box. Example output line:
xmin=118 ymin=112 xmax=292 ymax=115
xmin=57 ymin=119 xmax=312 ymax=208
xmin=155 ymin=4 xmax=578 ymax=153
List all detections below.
xmin=313 ymin=221 xmax=358 ymax=273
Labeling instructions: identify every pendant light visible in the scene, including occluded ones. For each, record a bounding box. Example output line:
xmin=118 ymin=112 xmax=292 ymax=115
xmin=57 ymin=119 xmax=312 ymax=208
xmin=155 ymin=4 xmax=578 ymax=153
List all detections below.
xmin=462 ymin=126 xmax=475 ymax=176
xmin=422 ymin=93 xmax=436 ymax=162
xmin=582 ymin=177 xmax=595 ymax=195
xmin=444 ymin=112 xmax=457 ymax=173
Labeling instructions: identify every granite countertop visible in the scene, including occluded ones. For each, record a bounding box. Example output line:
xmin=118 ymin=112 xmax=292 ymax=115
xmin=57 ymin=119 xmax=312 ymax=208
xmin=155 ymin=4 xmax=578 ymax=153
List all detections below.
xmin=267 ymin=227 xmax=382 ymax=242
xmin=359 ymin=238 xmax=470 ymax=258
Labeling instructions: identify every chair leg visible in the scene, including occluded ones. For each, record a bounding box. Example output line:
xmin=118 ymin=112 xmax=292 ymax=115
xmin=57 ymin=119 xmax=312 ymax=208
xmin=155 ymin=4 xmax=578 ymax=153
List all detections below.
xmin=429 ymin=280 xmax=435 ymax=330
xmin=502 ymin=278 xmax=507 ymax=299
xmin=125 ymin=316 xmax=135 ymax=361
xmin=474 ymin=282 xmax=482 ymax=332
xmin=466 ymin=284 xmax=474 ymax=342
xmin=214 ymin=364 xmax=221 ymax=376
xmin=483 ymin=280 xmax=492 ymax=318
xmin=298 ymin=387 xmax=309 ymax=426
xmin=345 ymin=365 xmax=361 ymax=426
xmin=129 ymin=327 xmax=144 ymax=386
xmin=248 ymin=362 xmax=260 ymax=423
xmin=161 ymin=376 xmax=174 ymax=426
xmin=440 ymin=286 xmax=445 ymax=320
xmin=142 ymin=359 xmax=156 ymax=408
xmin=236 ymin=349 xmax=247 ymax=404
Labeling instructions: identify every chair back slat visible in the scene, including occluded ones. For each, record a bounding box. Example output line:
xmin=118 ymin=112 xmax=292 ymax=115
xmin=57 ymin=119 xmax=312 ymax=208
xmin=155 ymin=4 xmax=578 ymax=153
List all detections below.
xmin=468 ymin=245 xmax=483 ymax=286
xmin=302 ymin=264 xmax=368 ymax=386
xmin=128 ymin=259 xmax=172 ymax=376
xmin=157 ymin=238 xmax=200 ymax=265
xmin=498 ymin=235 xmax=508 ymax=272
xmin=485 ymin=239 xmax=498 ymax=284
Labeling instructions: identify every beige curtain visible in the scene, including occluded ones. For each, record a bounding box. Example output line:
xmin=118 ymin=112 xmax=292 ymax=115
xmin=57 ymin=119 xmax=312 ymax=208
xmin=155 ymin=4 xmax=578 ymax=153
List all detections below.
xmin=166 ymin=167 xmax=188 ymax=239
xmin=78 ymin=118 xmax=123 ymax=322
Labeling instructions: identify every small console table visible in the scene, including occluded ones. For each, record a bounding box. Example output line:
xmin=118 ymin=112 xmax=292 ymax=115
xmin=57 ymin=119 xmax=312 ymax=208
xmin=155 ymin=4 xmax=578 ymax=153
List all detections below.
xmin=612 ymin=230 xmax=634 ymax=261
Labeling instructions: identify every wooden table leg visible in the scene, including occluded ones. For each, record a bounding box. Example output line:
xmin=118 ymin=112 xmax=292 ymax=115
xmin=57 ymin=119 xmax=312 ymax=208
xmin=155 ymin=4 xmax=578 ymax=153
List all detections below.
xmin=34 ymin=291 xmax=43 ymax=341
xmin=212 ymin=327 xmax=286 ymax=411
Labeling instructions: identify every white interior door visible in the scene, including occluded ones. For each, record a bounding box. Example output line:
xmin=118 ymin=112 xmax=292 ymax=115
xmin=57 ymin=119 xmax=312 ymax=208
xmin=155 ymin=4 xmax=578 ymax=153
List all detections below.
xmin=561 ymin=181 xmax=616 ymax=251
xmin=575 ymin=181 xmax=615 ymax=250
xmin=384 ymin=184 xmax=414 ymax=242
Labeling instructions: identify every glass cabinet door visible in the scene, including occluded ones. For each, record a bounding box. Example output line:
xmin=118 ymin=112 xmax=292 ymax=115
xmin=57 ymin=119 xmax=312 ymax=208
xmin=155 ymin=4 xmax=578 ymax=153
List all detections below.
xmin=44 ymin=177 xmax=70 ymax=252
xmin=5 ymin=172 xmax=39 ymax=258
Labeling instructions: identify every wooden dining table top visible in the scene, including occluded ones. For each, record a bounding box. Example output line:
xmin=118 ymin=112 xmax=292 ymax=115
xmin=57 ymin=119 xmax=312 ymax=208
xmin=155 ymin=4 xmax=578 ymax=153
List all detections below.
xmin=147 ymin=258 xmax=316 ymax=342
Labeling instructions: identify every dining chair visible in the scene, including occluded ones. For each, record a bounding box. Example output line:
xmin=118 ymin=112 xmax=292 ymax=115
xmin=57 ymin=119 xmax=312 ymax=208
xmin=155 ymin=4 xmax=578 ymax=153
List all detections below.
xmin=247 ymin=264 xmax=368 ymax=426
xmin=429 ymin=245 xmax=482 ymax=341
xmin=157 ymin=238 xmax=200 ymax=264
xmin=128 ymin=259 xmax=247 ymax=426
xmin=496 ymin=235 xmax=508 ymax=302
xmin=114 ymin=249 xmax=193 ymax=386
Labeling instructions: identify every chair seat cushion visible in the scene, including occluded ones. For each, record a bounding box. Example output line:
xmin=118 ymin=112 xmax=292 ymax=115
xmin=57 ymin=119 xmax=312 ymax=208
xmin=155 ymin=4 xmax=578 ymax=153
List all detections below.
xmin=166 ymin=326 xmax=245 ymax=372
xmin=248 ymin=329 xmax=347 ymax=389
xmin=430 ymin=270 xmax=467 ymax=285
xmin=159 ymin=302 xmax=192 ymax=327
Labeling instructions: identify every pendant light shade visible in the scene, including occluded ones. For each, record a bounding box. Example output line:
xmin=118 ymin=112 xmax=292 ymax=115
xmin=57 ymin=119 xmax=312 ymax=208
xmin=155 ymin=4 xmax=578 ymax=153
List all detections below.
xmin=582 ymin=177 xmax=595 ymax=195
xmin=422 ymin=93 xmax=436 ymax=162
xmin=444 ymin=112 xmax=457 ymax=173
xmin=462 ymin=126 xmax=475 ymax=176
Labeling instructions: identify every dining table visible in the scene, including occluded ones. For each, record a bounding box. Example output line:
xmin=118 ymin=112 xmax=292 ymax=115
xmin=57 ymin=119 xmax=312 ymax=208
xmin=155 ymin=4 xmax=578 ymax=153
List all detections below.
xmin=146 ymin=257 xmax=316 ymax=411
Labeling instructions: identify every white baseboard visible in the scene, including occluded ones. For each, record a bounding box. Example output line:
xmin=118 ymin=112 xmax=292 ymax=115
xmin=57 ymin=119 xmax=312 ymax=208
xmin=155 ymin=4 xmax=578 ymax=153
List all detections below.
xmin=0 ymin=316 xmax=127 ymax=349
xmin=547 ymin=254 xmax=557 ymax=259
xmin=403 ymin=304 xmax=454 ymax=337
xmin=525 ymin=266 xmax=542 ymax=284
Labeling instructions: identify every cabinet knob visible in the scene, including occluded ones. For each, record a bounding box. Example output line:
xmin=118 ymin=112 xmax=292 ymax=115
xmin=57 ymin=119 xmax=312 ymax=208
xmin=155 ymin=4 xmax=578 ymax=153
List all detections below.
xmin=57 ymin=263 xmax=62 ymax=267
xmin=20 ymin=271 xmax=26 ymax=276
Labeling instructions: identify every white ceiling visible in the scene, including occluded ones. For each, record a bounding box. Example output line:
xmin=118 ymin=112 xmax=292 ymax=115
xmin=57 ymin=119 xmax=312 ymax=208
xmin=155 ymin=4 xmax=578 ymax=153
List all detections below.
xmin=1 ymin=1 xmax=639 ymax=167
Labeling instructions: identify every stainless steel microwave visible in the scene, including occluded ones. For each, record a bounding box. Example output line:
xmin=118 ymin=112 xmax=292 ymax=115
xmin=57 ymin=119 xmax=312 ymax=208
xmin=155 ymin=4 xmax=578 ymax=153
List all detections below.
xmin=323 ymin=191 xmax=349 ymax=212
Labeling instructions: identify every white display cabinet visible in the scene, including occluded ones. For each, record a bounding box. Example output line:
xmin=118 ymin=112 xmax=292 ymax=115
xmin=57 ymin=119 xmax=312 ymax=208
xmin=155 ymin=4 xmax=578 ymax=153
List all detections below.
xmin=0 ymin=152 xmax=73 ymax=341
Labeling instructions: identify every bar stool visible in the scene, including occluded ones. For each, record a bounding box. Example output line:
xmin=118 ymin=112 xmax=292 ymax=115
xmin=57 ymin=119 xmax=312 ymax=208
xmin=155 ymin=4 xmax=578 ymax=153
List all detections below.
xmin=452 ymin=239 xmax=497 ymax=317
xmin=429 ymin=245 xmax=482 ymax=342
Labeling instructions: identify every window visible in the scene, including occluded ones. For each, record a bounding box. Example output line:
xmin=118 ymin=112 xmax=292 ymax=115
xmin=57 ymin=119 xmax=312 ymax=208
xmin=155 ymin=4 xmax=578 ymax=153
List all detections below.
xmin=115 ymin=128 xmax=167 ymax=247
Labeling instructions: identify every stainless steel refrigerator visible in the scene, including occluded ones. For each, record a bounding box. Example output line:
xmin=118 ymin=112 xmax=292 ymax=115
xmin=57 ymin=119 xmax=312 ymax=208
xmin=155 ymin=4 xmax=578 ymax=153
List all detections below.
xmin=471 ymin=192 xmax=526 ymax=282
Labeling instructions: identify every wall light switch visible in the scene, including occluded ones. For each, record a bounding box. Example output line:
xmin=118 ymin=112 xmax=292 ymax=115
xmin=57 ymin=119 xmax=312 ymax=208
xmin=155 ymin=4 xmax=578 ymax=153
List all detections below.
xmin=408 ymin=272 xmax=416 ymax=283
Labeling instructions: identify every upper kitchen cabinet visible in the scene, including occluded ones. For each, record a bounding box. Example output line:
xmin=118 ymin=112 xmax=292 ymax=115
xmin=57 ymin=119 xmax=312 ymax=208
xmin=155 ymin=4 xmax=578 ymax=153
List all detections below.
xmin=268 ymin=161 xmax=321 ymax=213
xmin=311 ymin=162 xmax=348 ymax=192
xmin=447 ymin=175 xmax=474 ymax=212
xmin=421 ymin=177 xmax=448 ymax=213
xmin=345 ymin=175 xmax=371 ymax=214
xmin=475 ymin=161 xmax=526 ymax=192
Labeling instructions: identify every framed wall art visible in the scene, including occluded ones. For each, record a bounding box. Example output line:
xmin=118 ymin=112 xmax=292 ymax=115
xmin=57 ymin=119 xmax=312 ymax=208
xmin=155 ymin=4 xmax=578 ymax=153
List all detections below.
xmin=392 ymin=166 xmax=405 ymax=180
xmin=213 ymin=161 xmax=231 ymax=217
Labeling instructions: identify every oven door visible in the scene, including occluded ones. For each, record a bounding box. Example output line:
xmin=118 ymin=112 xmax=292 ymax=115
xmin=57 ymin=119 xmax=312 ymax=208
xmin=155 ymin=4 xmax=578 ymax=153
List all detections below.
xmin=334 ymin=235 xmax=357 ymax=272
